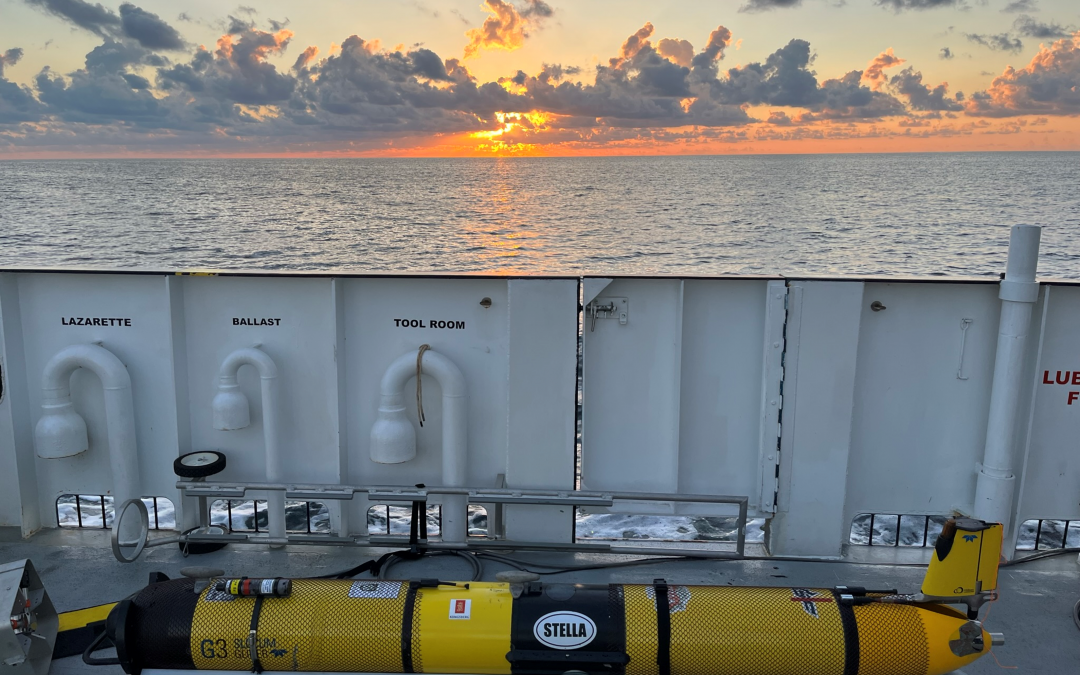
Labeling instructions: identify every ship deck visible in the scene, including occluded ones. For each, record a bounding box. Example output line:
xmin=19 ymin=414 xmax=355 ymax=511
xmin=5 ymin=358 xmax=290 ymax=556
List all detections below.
xmin=2 ymin=528 xmax=1076 ymax=675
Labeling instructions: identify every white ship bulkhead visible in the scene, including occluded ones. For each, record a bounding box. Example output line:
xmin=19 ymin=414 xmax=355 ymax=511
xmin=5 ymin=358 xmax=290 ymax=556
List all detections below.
xmin=0 ymin=225 xmax=1074 ymax=563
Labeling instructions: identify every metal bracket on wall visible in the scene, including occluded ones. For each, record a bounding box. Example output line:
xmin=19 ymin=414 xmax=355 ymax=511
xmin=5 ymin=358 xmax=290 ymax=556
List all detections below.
xmin=587 ymin=297 xmax=628 ymax=331
xmin=957 ymin=318 xmax=973 ymax=380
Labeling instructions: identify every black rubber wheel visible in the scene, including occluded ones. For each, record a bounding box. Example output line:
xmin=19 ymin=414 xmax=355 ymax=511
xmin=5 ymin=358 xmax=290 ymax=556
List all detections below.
xmin=181 ymin=541 xmax=229 ymax=555
xmin=1073 ymin=598 xmax=1080 ymax=631
xmin=173 ymin=451 xmax=226 ymax=479
xmin=179 ymin=526 xmax=229 ymax=555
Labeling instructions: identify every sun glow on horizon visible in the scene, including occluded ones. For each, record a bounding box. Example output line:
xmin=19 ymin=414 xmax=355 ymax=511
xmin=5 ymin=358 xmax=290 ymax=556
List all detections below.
xmin=467 ymin=111 xmax=552 ymax=154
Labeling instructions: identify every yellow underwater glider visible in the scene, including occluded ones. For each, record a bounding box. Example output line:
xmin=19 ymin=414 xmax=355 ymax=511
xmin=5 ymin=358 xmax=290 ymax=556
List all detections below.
xmin=76 ymin=518 xmax=1004 ymax=675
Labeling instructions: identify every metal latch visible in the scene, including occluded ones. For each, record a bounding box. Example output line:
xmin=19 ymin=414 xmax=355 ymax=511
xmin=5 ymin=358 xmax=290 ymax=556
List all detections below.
xmin=587 ymin=297 xmax=628 ymax=331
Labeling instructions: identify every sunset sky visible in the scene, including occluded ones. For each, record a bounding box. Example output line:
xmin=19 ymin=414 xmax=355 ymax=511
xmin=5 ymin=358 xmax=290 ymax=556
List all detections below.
xmin=1 ymin=0 xmax=1079 ymax=156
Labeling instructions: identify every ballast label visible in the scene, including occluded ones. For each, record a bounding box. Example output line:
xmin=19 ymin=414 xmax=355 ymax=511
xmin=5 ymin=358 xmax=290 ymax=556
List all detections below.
xmin=233 ymin=317 xmax=281 ymax=326
xmin=62 ymin=317 xmax=131 ymax=327
xmin=394 ymin=318 xmax=465 ymax=329
xmin=449 ymin=599 xmax=471 ymax=620
xmin=533 ymin=611 xmax=596 ymax=649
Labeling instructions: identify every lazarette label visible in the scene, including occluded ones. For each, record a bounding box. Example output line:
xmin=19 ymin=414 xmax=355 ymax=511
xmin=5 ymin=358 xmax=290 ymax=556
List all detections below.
xmin=532 ymin=611 xmax=596 ymax=650
xmin=62 ymin=317 xmax=132 ymax=326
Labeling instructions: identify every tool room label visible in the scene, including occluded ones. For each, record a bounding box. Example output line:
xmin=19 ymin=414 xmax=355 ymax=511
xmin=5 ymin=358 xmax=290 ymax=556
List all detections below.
xmin=394 ymin=318 xmax=466 ymax=329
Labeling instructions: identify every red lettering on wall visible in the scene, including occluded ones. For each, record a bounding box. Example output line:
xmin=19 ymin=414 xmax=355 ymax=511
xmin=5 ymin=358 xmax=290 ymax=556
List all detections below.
xmin=1057 ymin=371 xmax=1070 ymax=385
xmin=1044 ymin=370 xmax=1053 ymax=384
xmin=1069 ymin=392 xmax=1080 ymax=405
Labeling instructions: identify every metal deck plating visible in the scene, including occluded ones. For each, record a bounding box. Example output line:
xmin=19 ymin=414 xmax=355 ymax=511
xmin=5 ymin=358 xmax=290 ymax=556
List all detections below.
xmin=2 ymin=529 xmax=1076 ymax=675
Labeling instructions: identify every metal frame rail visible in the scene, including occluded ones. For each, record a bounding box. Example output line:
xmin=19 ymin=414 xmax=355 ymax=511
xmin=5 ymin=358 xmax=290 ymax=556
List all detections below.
xmin=110 ymin=482 xmax=749 ymax=563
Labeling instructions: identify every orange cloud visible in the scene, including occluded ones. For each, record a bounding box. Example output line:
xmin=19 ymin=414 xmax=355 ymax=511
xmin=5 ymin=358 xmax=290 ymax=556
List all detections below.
xmin=698 ymin=27 xmax=733 ymax=63
xmin=463 ymin=0 xmax=553 ymax=59
xmin=610 ymin=23 xmax=654 ymax=67
xmin=216 ymin=28 xmax=292 ymax=63
xmin=657 ymin=38 xmax=694 ymax=67
xmin=967 ymin=30 xmax=1080 ymax=116
xmin=293 ymin=45 xmax=319 ymax=70
xmin=862 ymin=48 xmax=904 ymax=90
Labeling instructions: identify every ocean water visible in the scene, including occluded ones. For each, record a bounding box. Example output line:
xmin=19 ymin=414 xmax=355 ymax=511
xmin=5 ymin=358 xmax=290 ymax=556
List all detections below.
xmin=2 ymin=152 xmax=1080 ymax=277
xmin=23 ymin=153 xmax=1080 ymax=549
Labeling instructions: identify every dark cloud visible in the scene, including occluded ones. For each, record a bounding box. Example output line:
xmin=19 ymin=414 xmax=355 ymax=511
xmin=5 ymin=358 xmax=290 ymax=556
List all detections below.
xmin=35 ymin=65 xmax=168 ymax=123
xmin=767 ymin=110 xmax=795 ymax=125
xmin=888 ymin=66 xmax=962 ymax=110
xmin=874 ymin=0 xmax=962 ymax=9
xmin=939 ymin=47 xmax=954 ymax=59
xmin=739 ymin=0 xmax=803 ymax=12
xmin=966 ymin=33 xmax=1024 ymax=52
xmin=811 ymin=70 xmax=908 ymax=118
xmin=409 ymin=48 xmax=452 ymax=81
xmin=160 ymin=25 xmax=295 ymax=106
xmin=24 ymin=0 xmax=186 ymax=50
xmin=0 ymin=49 xmax=39 ymax=125
xmin=118 ymin=3 xmax=185 ymax=50
xmin=533 ymin=63 xmax=580 ymax=84
xmin=1012 ymin=15 xmax=1074 ymax=39
xmin=84 ymin=39 xmax=158 ymax=72
xmin=285 ymin=35 xmax=516 ymax=133
xmin=1001 ymin=0 xmax=1037 ymax=12
xmin=121 ymin=72 xmax=150 ymax=89
xmin=711 ymin=39 xmax=820 ymax=106
xmin=24 ymin=0 xmax=121 ymax=37
xmin=498 ymin=24 xmax=748 ymax=126
xmin=0 ymin=48 xmax=24 ymax=77
xmin=704 ymin=39 xmax=907 ymax=119
xmin=522 ymin=0 xmax=553 ymax=18
xmin=0 ymin=62 xmax=45 ymax=124
xmin=0 ymin=13 xmax=1028 ymax=151
xmin=966 ymin=32 xmax=1080 ymax=116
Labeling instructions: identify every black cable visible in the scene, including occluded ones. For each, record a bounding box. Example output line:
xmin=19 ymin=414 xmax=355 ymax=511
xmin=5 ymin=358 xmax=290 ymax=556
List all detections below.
xmin=1001 ymin=547 xmax=1080 ymax=566
xmin=474 ymin=550 xmax=934 ymax=573
xmin=312 ymin=549 xmax=416 ymax=579
xmin=475 ymin=551 xmax=712 ymax=575
xmin=380 ymin=550 xmax=483 ymax=581
xmin=303 ymin=540 xmax=1076 ymax=584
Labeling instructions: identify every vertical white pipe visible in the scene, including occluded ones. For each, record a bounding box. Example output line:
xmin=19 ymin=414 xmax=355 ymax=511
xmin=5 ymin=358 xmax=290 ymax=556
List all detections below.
xmin=440 ymin=392 xmax=468 ymax=543
xmin=215 ymin=348 xmax=284 ymax=544
xmin=974 ymin=225 xmax=1041 ymax=534
xmin=37 ymin=344 xmax=141 ymax=538
xmin=372 ymin=349 xmax=468 ymax=543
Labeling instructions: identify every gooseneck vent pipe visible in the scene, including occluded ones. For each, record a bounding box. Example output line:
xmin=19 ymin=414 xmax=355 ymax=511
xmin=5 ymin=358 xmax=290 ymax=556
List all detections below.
xmin=371 ymin=347 xmax=468 ymax=543
xmin=34 ymin=343 xmax=141 ymax=532
xmin=212 ymin=347 xmax=285 ymax=545
xmin=974 ymin=225 xmax=1041 ymax=537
